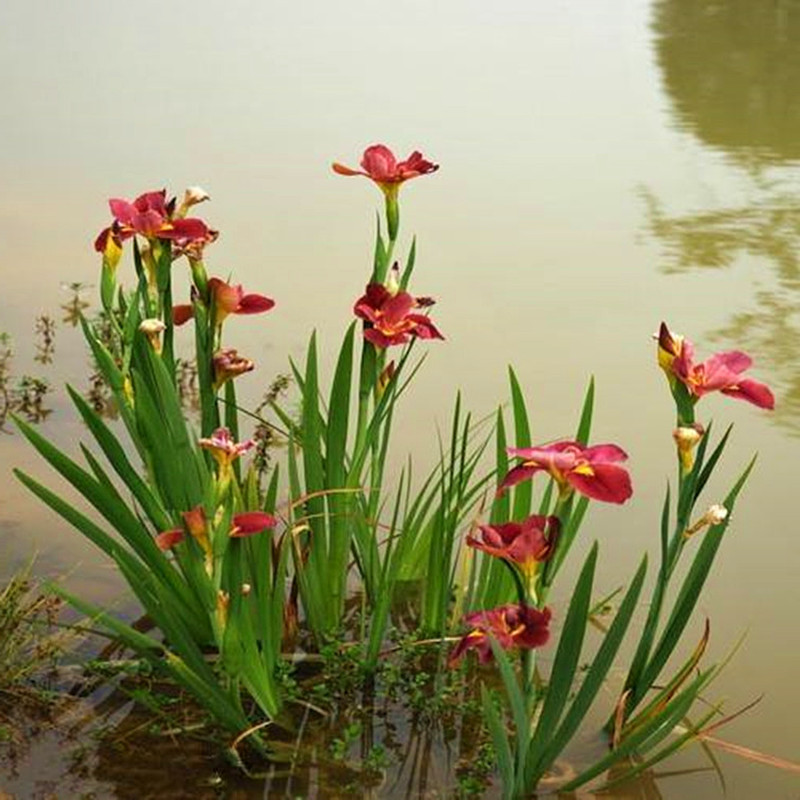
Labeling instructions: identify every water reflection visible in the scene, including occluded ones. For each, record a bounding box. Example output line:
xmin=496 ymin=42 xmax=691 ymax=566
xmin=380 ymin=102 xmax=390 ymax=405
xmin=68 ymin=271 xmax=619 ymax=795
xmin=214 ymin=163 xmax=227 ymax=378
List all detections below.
xmin=59 ymin=282 xmax=91 ymax=328
xmin=648 ymin=0 xmax=800 ymax=434
xmin=0 ymin=332 xmax=53 ymax=428
xmin=653 ymin=0 xmax=800 ymax=166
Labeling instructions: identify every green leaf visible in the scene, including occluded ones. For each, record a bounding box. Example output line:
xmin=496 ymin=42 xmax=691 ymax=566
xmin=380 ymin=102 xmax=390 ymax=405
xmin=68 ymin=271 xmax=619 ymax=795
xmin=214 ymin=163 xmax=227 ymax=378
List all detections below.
xmin=635 ymin=456 xmax=756 ymax=703
xmin=508 ymin=367 xmax=532 ymax=520
xmin=694 ymin=424 xmax=733 ymax=502
xmin=575 ymin=376 xmax=595 ymax=445
xmin=66 ymin=385 xmax=170 ymax=530
xmin=399 ymin=236 xmax=417 ymax=289
xmin=530 ymin=543 xmax=598 ymax=753
xmin=481 ymin=685 xmax=515 ymax=789
xmin=530 ymin=554 xmax=647 ymax=782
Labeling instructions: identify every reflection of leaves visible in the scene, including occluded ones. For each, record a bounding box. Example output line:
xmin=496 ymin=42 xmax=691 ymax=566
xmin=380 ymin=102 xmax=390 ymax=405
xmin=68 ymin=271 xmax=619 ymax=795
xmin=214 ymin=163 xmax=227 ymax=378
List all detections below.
xmin=642 ymin=189 xmax=800 ymax=281
xmin=654 ymin=0 xmax=800 ymax=166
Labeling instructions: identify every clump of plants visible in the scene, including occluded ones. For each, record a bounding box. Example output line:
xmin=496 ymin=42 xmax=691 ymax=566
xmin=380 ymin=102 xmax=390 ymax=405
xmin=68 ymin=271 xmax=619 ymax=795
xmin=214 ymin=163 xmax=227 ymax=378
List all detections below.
xmin=0 ymin=563 xmax=73 ymax=718
xmin=12 ymin=145 xmax=775 ymax=796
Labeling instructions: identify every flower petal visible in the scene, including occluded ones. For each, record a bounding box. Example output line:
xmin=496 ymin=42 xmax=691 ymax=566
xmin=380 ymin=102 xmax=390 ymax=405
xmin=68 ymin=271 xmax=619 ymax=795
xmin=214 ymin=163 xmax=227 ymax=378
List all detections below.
xmin=721 ymin=378 xmax=775 ymax=410
xmin=230 ymin=511 xmax=277 ymax=537
xmin=497 ymin=464 xmax=540 ymax=495
xmin=332 ymin=162 xmax=366 ymax=177
xmin=155 ymin=528 xmax=185 ymax=550
xmin=161 ymin=217 xmax=209 ymax=241
xmin=566 ymin=463 xmax=632 ymax=504
xmin=108 ymin=199 xmax=137 ymax=226
xmin=172 ymin=304 xmax=194 ymax=326
xmin=708 ymin=350 xmax=753 ymax=375
xmin=582 ymin=443 xmax=629 ymax=464
xmin=237 ymin=293 xmax=276 ymax=314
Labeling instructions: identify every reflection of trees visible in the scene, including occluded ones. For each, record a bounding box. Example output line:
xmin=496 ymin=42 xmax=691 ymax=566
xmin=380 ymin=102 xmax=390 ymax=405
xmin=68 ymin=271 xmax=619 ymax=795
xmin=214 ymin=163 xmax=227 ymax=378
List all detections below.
xmin=650 ymin=0 xmax=800 ymax=435
xmin=643 ymin=190 xmax=800 ymax=435
xmin=654 ymin=0 xmax=800 ymax=165
xmin=643 ymin=191 xmax=800 ymax=282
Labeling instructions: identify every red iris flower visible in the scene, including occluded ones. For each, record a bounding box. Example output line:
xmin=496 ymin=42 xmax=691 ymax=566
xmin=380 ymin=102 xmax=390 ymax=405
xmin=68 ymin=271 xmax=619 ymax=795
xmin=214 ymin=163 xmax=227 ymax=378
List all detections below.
xmin=94 ymin=189 xmax=209 ymax=254
xmin=659 ymin=322 xmax=774 ymax=410
xmin=354 ymin=284 xmax=444 ymax=348
xmin=155 ymin=509 xmax=276 ymax=550
xmin=448 ymin=604 xmax=551 ymax=666
xmin=332 ymin=144 xmax=438 ymax=194
xmin=229 ymin=511 xmax=277 ymax=538
xmin=499 ymin=440 xmax=632 ymax=504
xmin=467 ymin=515 xmax=559 ymax=580
xmin=173 ymin=277 xmax=275 ymax=326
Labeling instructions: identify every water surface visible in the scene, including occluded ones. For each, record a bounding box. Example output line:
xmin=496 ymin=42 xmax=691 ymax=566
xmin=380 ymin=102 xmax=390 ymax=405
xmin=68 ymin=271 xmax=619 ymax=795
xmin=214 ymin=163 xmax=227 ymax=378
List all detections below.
xmin=1 ymin=1 xmax=798 ymax=797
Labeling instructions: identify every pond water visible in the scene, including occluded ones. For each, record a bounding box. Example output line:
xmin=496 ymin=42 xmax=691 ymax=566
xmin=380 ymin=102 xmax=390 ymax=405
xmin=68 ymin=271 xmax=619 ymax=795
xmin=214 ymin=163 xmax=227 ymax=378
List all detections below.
xmin=1 ymin=0 xmax=799 ymax=797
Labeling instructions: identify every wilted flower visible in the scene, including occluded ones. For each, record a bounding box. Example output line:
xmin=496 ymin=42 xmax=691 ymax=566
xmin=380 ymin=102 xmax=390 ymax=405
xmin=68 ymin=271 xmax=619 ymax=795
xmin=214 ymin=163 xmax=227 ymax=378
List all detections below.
xmin=657 ymin=323 xmax=774 ymax=411
xmin=467 ymin=515 xmax=560 ymax=586
xmin=500 ymin=440 xmax=633 ymax=505
xmin=354 ymin=284 xmax=444 ymax=348
xmin=684 ymin=504 xmax=728 ymax=538
xmin=139 ymin=318 xmax=166 ymax=352
xmin=94 ymin=189 xmax=209 ymax=256
xmin=216 ymin=589 xmax=230 ymax=631
xmin=332 ymin=144 xmax=439 ymax=196
xmin=176 ymin=186 xmax=211 ymax=217
xmin=673 ymin=423 xmax=704 ymax=473
xmin=213 ymin=348 xmax=255 ymax=388
xmin=449 ymin=604 xmax=551 ymax=666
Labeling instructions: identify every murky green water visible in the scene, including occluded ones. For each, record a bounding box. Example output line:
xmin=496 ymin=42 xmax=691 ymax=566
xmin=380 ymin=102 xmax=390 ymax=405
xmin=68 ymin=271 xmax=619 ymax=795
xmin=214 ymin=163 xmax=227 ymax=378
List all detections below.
xmin=1 ymin=0 xmax=799 ymax=797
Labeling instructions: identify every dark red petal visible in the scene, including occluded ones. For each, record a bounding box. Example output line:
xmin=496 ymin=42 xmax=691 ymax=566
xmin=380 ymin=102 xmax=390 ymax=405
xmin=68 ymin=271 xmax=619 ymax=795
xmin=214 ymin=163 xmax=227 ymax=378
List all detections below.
xmin=582 ymin=443 xmax=629 ymax=464
xmin=407 ymin=315 xmax=445 ymax=340
xmin=94 ymin=226 xmax=112 ymax=253
xmin=134 ymin=210 xmax=165 ymax=237
xmin=237 ymin=293 xmax=275 ymax=314
xmin=497 ymin=464 xmax=539 ymax=495
xmin=658 ymin=322 xmax=678 ymax=357
xmin=364 ymin=328 xmax=407 ymax=348
xmin=231 ymin=511 xmax=277 ymax=537
xmin=134 ymin=190 xmax=167 ymax=215
xmin=161 ymin=217 xmax=209 ymax=241
xmin=361 ymin=144 xmax=398 ymax=182
xmin=382 ymin=292 xmax=416 ymax=324
xmin=567 ymin=464 xmax=633 ymax=504
xmin=486 ymin=522 xmax=524 ymax=546
xmin=155 ymin=528 xmax=185 ymax=550
xmin=507 ymin=441 xmax=579 ymax=460
xmin=172 ymin=304 xmax=194 ymax=326
xmin=721 ymin=378 xmax=775 ymax=410
xmin=465 ymin=534 xmax=509 ymax=561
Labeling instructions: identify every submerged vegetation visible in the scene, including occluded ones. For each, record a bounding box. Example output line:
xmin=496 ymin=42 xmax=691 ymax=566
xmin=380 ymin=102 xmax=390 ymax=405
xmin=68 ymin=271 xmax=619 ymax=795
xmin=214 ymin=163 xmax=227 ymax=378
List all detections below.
xmin=8 ymin=144 xmax=780 ymax=797
xmin=0 ymin=562 xmax=76 ymax=733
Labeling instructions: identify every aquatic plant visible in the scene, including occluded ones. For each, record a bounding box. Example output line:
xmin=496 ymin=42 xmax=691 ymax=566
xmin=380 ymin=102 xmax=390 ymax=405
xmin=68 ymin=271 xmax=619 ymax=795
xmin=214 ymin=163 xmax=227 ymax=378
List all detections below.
xmin=12 ymin=144 xmax=775 ymax=793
